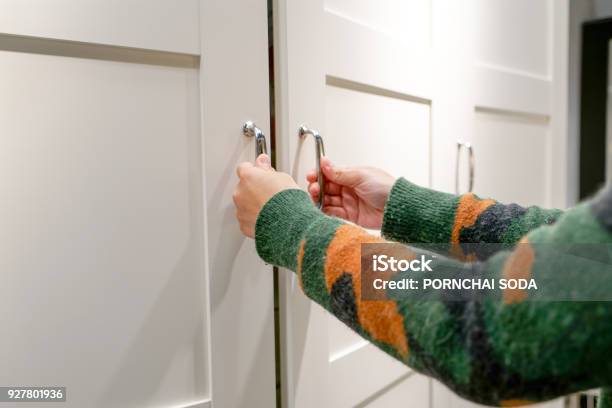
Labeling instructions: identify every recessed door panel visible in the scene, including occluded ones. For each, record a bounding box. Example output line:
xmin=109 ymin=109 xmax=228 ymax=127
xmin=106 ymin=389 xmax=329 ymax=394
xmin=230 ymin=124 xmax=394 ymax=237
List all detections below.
xmin=0 ymin=0 xmax=200 ymax=53
xmin=324 ymin=0 xmax=431 ymax=48
xmin=474 ymin=0 xmax=550 ymax=77
xmin=366 ymin=373 xmax=430 ymax=408
xmin=472 ymin=110 xmax=549 ymax=207
xmin=324 ymin=83 xmax=430 ymax=186
xmin=0 ymin=50 xmax=205 ymax=407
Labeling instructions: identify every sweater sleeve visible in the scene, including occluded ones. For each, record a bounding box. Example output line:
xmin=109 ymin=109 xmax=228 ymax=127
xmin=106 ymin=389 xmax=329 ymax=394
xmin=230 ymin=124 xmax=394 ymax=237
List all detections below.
xmin=381 ymin=178 xmax=563 ymax=246
xmin=255 ymin=187 xmax=612 ymax=406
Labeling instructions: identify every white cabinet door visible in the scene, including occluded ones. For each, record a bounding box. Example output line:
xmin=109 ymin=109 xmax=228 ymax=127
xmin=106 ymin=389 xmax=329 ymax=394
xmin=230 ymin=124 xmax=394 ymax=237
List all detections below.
xmin=274 ymin=0 xmax=443 ymax=406
xmin=432 ymin=1 xmax=568 ymax=408
xmin=0 ymin=1 xmax=275 ymax=407
xmin=466 ymin=0 xmax=555 ymax=208
xmin=446 ymin=0 xmax=570 ymax=210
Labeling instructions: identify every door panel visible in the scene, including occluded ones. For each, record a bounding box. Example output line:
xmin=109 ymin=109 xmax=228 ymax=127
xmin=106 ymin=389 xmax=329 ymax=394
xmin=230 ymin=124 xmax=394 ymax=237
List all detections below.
xmin=433 ymin=380 xmax=561 ymax=408
xmin=365 ymin=374 xmax=430 ymax=408
xmin=278 ymin=0 xmax=568 ymax=407
xmin=200 ymin=0 xmax=276 ymax=406
xmin=0 ymin=49 xmax=205 ymax=408
xmin=467 ymin=0 xmax=555 ymax=211
xmin=474 ymin=0 xmax=550 ymax=76
xmin=0 ymin=0 xmax=200 ymax=53
xmin=276 ymin=0 xmax=433 ymax=406
xmin=471 ymin=110 xmax=549 ymax=206
xmin=329 ymin=345 xmax=417 ymax=408
xmin=437 ymin=0 xmax=565 ymax=407
xmin=324 ymin=14 xmax=433 ymax=103
xmin=324 ymin=0 xmax=431 ymax=48
xmin=0 ymin=0 xmax=275 ymax=407
xmin=323 ymin=83 xmax=431 ymax=361
xmin=328 ymin=317 xmax=368 ymax=361
xmin=323 ymin=82 xmax=431 ymax=407
xmin=324 ymin=83 xmax=430 ymax=185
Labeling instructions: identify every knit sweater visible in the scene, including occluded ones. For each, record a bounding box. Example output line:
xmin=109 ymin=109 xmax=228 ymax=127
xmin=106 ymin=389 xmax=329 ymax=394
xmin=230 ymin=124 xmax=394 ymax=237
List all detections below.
xmin=254 ymin=178 xmax=612 ymax=407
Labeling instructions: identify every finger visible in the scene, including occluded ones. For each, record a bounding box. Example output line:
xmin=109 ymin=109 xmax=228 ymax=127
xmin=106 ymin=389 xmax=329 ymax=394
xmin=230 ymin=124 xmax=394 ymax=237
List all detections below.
xmin=320 ymin=156 xmax=332 ymax=169
xmin=322 ymin=163 xmax=362 ymax=188
xmin=310 ymin=183 xmax=342 ymax=202
xmin=308 ymin=157 xmax=332 ymax=182
xmin=306 ymin=169 xmax=318 ymax=183
xmin=308 ymin=182 xmax=320 ymax=198
xmin=239 ymin=223 xmax=254 ymax=239
xmin=308 ymin=181 xmax=342 ymax=196
xmin=324 ymin=181 xmax=342 ymax=196
xmin=309 ymin=178 xmax=344 ymax=199
xmin=322 ymin=206 xmax=348 ymax=219
xmin=255 ymin=153 xmax=273 ymax=170
xmin=324 ymin=195 xmax=342 ymax=207
xmin=236 ymin=162 xmax=254 ymax=178
xmin=308 ymin=174 xmax=341 ymax=195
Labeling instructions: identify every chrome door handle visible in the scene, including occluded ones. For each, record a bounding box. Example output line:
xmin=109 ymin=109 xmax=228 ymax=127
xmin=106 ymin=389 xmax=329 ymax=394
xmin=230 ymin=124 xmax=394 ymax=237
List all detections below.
xmin=299 ymin=125 xmax=326 ymax=209
xmin=243 ymin=121 xmax=268 ymax=156
xmin=455 ymin=140 xmax=474 ymax=194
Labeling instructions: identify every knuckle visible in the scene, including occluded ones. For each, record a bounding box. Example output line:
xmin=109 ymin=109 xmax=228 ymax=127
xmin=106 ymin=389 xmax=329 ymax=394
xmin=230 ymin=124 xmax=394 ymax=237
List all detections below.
xmin=244 ymin=168 xmax=257 ymax=180
xmin=237 ymin=163 xmax=252 ymax=178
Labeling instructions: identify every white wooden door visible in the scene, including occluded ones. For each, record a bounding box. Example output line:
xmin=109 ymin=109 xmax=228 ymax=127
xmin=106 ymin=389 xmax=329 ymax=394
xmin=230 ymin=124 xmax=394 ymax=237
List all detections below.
xmin=274 ymin=0 xmax=442 ymax=406
xmin=432 ymin=0 xmax=568 ymax=407
xmin=445 ymin=0 xmax=570 ymax=210
xmin=0 ymin=1 xmax=275 ymax=407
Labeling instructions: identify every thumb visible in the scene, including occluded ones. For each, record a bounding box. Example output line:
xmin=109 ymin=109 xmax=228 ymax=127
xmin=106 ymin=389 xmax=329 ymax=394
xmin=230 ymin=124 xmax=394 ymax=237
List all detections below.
xmin=322 ymin=162 xmax=363 ymax=187
xmin=255 ymin=153 xmax=273 ymax=170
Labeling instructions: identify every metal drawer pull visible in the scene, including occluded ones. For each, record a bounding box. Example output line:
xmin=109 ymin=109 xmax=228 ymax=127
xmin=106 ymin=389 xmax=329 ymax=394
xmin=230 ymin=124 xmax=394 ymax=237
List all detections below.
xmin=455 ymin=140 xmax=475 ymax=194
xmin=243 ymin=121 xmax=268 ymax=156
xmin=299 ymin=125 xmax=326 ymax=209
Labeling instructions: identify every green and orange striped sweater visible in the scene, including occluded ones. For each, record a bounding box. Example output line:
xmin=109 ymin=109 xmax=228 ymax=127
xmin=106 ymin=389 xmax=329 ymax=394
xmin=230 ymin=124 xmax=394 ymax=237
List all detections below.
xmin=255 ymin=178 xmax=612 ymax=407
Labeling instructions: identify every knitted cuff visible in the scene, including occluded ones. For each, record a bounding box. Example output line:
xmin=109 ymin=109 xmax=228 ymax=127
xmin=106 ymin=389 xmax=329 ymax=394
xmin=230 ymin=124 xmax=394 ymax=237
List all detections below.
xmin=255 ymin=189 xmax=324 ymax=269
xmin=381 ymin=178 xmax=459 ymax=244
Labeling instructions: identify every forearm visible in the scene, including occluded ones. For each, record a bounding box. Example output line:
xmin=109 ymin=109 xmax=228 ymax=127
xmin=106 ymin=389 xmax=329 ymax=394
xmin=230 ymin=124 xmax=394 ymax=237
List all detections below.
xmin=255 ymin=188 xmax=612 ymax=405
xmin=382 ymin=178 xmax=562 ymax=250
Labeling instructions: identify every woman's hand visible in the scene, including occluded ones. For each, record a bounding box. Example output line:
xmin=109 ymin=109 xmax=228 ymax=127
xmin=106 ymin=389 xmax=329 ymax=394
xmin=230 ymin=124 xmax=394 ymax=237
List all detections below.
xmin=307 ymin=157 xmax=395 ymax=229
xmin=234 ymin=154 xmax=299 ymax=238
